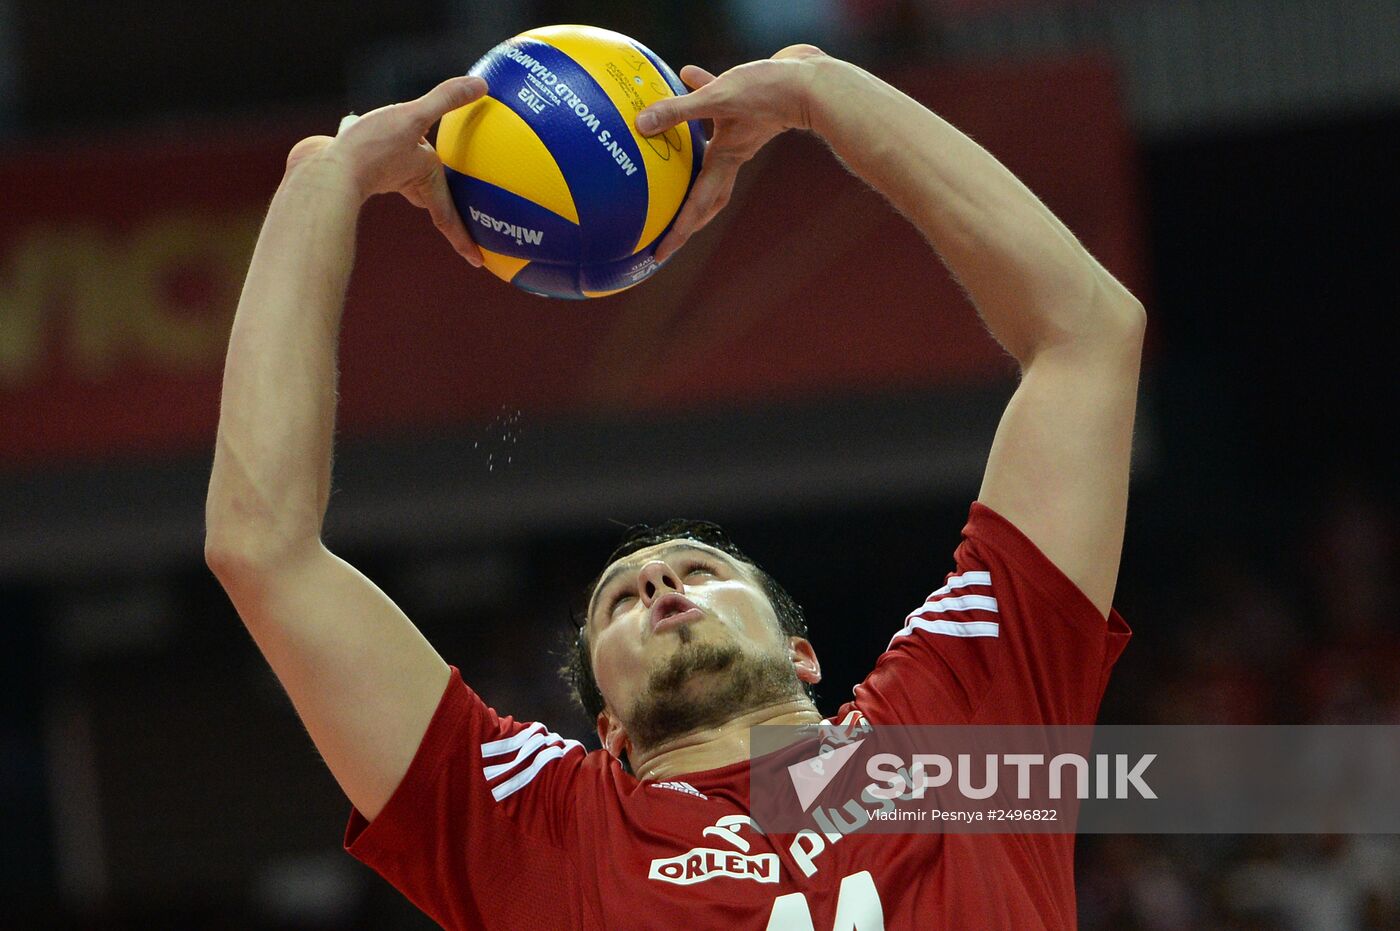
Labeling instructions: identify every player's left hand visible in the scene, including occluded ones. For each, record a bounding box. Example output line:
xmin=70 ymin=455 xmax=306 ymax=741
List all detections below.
xmin=636 ymin=45 xmax=829 ymax=264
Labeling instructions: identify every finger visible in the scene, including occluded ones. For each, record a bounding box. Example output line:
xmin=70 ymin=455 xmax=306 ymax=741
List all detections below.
xmin=678 ymin=64 xmax=719 ymax=90
xmin=408 ymin=75 xmax=489 ymax=132
xmin=654 ymin=158 xmax=740 ymax=264
xmin=336 ymin=113 xmax=360 ymax=136
xmin=653 ymin=227 xmax=689 ymax=267
xmin=413 ymin=157 xmax=483 ymax=266
xmin=637 ymin=73 xmax=721 ymax=136
xmin=676 ymin=66 xmax=720 ymax=140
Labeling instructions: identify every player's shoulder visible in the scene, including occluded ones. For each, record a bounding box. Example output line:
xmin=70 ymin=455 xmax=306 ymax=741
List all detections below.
xmin=956 ymin=501 xmax=1029 ymax=564
xmin=958 ymin=501 xmax=1129 ymax=635
xmin=956 ymin=501 xmax=1079 ymax=600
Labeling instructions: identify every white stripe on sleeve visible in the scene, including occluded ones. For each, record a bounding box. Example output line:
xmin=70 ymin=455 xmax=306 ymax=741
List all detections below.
xmin=483 ymin=730 xmax=561 ymax=780
xmin=887 ymin=572 xmax=1000 ymax=649
xmin=479 ymin=721 xmax=583 ymax=803
xmin=480 ymin=721 xmax=546 ymax=759
xmin=893 ymin=618 xmax=1000 ymax=641
xmin=926 ymin=571 xmax=992 ymax=599
xmin=489 ymin=741 xmax=584 ymax=802
xmin=913 ymin=593 xmax=999 ymax=615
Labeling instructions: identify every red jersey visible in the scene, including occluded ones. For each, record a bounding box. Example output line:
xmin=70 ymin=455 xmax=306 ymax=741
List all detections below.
xmin=345 ymin=503 xmax=1130 ymax=929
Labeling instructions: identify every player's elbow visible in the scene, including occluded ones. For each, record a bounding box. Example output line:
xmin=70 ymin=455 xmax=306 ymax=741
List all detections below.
xmin=205 ymin=536 xmax=271 ymax=592
xmin=205 ymin=483 xmax=323 ymax=579
xmin=1053 ymin=274 xmax=1145 ymax=363
xmin=205 ymin=534 xmax=255 ymax=582
xmin=1021 ymin=277 xmax=1145 ymax=370
xmin=204 ymin=523 xmax=315 ymax=588
xmin=1091 ymin=274 xmax=1147 ymax=350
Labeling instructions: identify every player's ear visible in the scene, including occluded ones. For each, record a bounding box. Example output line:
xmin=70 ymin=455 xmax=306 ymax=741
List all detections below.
xmin=596 ymin=709 xmax=631 ymax=761
xmin=789 ymin=637 xmax=821 ymax=685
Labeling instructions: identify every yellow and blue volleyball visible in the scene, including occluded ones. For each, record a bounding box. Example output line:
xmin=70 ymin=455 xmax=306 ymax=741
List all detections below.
xmin=437 ymin=25 xmax=705 ymax=299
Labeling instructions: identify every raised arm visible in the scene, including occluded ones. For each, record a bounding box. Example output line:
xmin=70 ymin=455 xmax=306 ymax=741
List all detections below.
xmin=204 ymin=77 xmax=485 ymax=821
xmin=640 ymin=49 xmax=1143 ymax=616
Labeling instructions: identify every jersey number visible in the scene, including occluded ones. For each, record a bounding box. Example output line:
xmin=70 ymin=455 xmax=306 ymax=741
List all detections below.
xmin=765 ymin=870 xmax=884 ymax=931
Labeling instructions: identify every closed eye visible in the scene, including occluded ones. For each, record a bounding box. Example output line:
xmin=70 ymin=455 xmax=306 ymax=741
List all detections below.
xmin=601 ymin=559 xmax=722 ymax=619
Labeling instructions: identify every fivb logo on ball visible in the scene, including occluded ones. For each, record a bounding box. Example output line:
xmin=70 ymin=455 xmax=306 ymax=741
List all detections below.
xmin=502 ymin=44 xmax=641 ymax=179
xmin=436 ymin=25 xmax=703 ymax=300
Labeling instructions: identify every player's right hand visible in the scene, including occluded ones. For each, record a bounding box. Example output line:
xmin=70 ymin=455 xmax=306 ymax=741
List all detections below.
xmin=284 ymin=75 xmax=487 ymax=267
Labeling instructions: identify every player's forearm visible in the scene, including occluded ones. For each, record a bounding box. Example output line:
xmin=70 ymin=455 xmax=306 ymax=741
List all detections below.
xmin=807 ymin=58 xmax=1142 ymax=364
xmin=206 ymin=156 xmax=362 ymax=565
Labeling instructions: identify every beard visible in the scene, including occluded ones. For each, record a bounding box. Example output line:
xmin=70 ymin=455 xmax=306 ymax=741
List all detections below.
xmin=624 ymin=631 xmax=807 ymax=753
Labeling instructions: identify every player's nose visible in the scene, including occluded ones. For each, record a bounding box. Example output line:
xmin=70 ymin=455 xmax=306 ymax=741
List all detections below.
xmin=637 ymin=561 xmax=682 ymax=607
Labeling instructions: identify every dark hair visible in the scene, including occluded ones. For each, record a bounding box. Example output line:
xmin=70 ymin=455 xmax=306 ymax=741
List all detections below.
xmin=560 ymin=519 xmax=812 ymax=722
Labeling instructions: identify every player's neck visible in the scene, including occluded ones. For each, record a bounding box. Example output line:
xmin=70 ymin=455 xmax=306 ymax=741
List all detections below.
xmin=629 ymin=698 xmax=823 ymax=782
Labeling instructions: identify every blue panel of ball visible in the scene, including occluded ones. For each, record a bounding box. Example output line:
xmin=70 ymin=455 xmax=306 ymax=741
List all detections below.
xmin=471 ymin=39 xmax=649 ymax=264
xmin=445 ymin=169 xmax=583 ymax=263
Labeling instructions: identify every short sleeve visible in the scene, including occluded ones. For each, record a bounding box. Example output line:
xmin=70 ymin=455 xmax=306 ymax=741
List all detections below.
xmin=840 ymin=502 xmax=1131 ymax=726
xmin=344 ymin=666 xmax=590 ymax=930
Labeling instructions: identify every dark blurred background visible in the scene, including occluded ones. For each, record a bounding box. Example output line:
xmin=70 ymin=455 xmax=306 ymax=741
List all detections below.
xmin=2 ymin=0 xmax=1397 ymax=928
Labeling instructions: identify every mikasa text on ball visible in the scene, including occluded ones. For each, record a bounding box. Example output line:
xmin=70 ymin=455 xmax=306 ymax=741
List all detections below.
xmin=437 ymin=25 xmax=705 ymax=299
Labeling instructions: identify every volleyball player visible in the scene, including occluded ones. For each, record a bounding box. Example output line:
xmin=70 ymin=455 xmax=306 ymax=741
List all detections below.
xmin=206 ymin=45 xmax=1142 ymax=929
